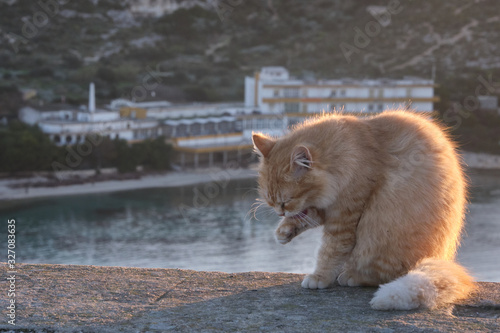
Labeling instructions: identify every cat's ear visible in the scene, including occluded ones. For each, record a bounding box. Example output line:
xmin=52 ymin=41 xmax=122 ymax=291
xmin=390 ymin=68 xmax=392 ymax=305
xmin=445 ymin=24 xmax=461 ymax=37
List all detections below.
xmin=291 ymin=145 xmax=313 ymax=177
xmin=252 ymin=133 xmax=276 ymax=158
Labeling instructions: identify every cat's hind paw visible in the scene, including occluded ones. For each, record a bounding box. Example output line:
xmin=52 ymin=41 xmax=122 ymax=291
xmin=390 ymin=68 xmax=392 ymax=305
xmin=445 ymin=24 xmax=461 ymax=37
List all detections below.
xmin=301 ymin=274 xmax=331 ymax=289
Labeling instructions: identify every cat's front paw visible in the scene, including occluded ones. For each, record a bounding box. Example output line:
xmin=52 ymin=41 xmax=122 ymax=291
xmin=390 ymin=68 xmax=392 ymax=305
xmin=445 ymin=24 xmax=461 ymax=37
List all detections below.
xmin=275 ymin=223 xmax=298 ymax=244
xmin=301 ymin=274 xmax=332 ymax=289
xmin=337 ymin=271 xmax=361 ymax=287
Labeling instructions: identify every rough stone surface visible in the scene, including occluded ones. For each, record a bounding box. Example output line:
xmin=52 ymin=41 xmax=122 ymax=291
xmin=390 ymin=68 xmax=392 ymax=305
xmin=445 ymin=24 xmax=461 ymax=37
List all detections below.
xmin=0 ymin=263 xmax=499 ymax=332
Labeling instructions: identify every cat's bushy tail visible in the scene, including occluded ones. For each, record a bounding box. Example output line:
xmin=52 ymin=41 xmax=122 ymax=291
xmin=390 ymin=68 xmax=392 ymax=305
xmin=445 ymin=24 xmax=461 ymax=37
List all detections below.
xmin=370 ymin=258 xmax=475 ymax=310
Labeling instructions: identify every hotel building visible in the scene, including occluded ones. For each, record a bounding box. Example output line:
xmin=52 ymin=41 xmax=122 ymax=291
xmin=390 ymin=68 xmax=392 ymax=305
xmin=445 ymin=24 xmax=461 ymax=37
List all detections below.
xmin=245 ymin=66 xmax=437 ymax=113
xmin=19 ymin=68 xmax=437 ymax=169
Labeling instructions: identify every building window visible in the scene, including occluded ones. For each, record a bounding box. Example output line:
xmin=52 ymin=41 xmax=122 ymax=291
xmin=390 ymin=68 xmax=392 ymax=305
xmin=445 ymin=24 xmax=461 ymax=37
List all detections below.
xmin=177 ymin=124 xmax=188 ymax=137
xmin=330 ymin=90 xmax=336 ymax=97
xmin=163 ymin=125 xmax=174 ymax=137
xmin=235 ymin=120 xmax=243 ymax=131
xmin=219 ymin=121 xmax=231 ymax=134
xmin=340 ymin=89 xmax=346 ymax=97
xmin=205 ymin=122 xmax=215 ymax=135
xmin=368 ymin=104 xmax=374 ymax=111
xmin=191 ymin=123 xmax=202 ymax=136
xmin=284 ymin=103 xmax=300 ymax=113
xmin=378 ymin=104 xmax=384 ymax=111
xmin=273 ymin=89 xmax=280 ymax=97
xmin=54 ymin=135 xmax=61 ymax=143
xmin=66 ymin=135 xmax=72 ymax=144
xmin=284 ymin=88 xmax=299 ymax=98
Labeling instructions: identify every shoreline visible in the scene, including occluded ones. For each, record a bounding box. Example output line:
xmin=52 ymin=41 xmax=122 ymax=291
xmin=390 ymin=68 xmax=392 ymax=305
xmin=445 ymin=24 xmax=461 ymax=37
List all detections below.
xmin=0 ymin=167 xmax=258 ymax=202
xmin=0 ymin=150 xmax=498 ymax=203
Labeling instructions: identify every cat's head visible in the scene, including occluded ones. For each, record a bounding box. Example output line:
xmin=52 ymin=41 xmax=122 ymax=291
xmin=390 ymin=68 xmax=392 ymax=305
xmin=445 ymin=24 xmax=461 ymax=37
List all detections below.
xmin=252 ymin=132 xmax=328 ymax=218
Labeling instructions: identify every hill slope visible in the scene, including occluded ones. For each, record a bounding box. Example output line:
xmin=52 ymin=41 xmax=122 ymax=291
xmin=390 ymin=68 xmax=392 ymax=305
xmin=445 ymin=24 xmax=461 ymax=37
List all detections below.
xmin=0 ymin=0 xmax=499 ymax=153
xmin=1 ymin=0 xmax=499 ymax=104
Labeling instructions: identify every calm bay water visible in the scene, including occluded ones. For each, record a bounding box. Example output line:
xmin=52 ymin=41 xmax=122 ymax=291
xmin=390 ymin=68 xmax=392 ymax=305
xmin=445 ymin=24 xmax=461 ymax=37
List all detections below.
xmin=2 ymin=169 xmax=500 ymax=282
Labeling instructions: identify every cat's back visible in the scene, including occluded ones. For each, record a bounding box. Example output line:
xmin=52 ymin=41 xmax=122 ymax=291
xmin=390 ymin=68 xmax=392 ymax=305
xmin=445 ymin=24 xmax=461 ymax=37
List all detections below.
xmin=363 ymin=111 xmax=466 ymax=262
xmin=366 ymin=110 xmax=454 ymax=157
xmin=364 ymin=111 xmax=466 ymax=235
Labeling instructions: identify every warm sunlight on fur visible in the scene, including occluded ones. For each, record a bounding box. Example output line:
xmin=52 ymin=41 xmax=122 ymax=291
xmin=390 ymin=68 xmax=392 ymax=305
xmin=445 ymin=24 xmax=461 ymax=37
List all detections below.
xmin=252 ymin=109 xmax=475 ymax=311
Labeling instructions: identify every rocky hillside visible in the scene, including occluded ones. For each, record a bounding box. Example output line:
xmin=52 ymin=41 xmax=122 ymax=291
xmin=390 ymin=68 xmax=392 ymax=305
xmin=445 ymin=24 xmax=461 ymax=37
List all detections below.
xmin=0 ymin=0 xmax=499 ymax=107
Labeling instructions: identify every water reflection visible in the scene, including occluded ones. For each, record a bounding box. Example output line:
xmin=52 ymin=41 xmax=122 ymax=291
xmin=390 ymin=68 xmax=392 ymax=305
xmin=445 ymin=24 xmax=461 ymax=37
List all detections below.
xmin=2 ymin=170 xmax=499 ymax=282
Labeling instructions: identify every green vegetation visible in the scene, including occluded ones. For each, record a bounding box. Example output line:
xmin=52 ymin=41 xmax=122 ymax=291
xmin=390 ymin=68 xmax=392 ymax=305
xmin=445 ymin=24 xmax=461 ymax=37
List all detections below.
xmin=435 ymin=80 xmax=500 ymax=155
xmin=0 ymin=122 xmax=173 ymax=174
xmin=0 ymin=121 xmax=60 ymax=172
xmin=435 ymin=108 xmax=500 ymax=155
xmin=0 ymin=85 xmax=23 ymax=120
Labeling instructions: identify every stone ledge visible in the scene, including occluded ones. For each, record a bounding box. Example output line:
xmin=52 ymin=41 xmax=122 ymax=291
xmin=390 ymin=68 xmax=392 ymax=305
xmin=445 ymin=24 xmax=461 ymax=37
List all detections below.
xmin=1 ymin=263 xmax=499 ymax=332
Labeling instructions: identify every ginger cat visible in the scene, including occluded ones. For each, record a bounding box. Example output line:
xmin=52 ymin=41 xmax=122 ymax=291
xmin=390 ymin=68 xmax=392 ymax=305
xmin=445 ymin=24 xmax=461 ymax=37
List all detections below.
xmin=252 ymin=110 xmax=474 ymax=310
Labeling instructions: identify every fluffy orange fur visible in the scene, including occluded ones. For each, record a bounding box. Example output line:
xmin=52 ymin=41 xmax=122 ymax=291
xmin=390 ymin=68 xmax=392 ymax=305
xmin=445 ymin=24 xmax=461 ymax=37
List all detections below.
xmin=253 ymin=110 xmax=475 ymax=310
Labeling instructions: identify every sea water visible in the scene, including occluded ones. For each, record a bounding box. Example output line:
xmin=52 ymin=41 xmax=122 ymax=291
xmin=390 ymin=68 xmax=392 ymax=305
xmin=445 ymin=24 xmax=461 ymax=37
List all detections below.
xmin=1 ymin=169 xmax=499 ymax=282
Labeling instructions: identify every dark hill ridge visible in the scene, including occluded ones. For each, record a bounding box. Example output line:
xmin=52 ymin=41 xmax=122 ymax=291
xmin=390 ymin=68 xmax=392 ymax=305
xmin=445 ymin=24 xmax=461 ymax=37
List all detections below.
xmin=1 ymin=0 xmax=499 ymax=104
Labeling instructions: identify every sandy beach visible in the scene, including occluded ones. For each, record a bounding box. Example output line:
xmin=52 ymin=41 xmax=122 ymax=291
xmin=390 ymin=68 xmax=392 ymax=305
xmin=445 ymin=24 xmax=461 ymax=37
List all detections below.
xmin=0 ymin=167 xmax=258 ymax=202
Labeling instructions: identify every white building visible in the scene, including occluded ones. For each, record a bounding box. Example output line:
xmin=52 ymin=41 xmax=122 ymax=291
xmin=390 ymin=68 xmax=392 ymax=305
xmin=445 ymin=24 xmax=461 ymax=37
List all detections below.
xmin=19 ymin=83 xmax=160 ymax=146
xmin=18 ymin=82 xmax=285 ymax=168
xmin=110 ymin=99 xmax=257 ymax=119
xmin=127 ymin=0 xmax=211 ymax=17
xmin=19 ymin=67 xmax=437 ymax=169
xmin=245 ymin=66 xmax=438 ymax=114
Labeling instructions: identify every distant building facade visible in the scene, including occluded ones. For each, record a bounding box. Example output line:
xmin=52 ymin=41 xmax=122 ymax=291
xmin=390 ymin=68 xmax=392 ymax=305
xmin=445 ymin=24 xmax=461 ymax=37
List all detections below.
xmin=127 ymin=0 xmax=211 ymax=17
xmin=19 ymin=83 xmax=284 ymax=169
xmin=19 ymin=68 xmax=439 ymax=169
xmin=19 ymin=83 xmax=160 ymax=145
xmin=477 ymin=95 xmax=498 ymax=112
xmin=245 ymin=66 xmax=438 ymax=114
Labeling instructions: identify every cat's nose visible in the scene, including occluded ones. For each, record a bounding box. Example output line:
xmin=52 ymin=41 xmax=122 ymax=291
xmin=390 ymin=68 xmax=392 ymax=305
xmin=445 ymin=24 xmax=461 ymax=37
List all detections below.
xmin=278 ymin=212 xmax=285 ymax=217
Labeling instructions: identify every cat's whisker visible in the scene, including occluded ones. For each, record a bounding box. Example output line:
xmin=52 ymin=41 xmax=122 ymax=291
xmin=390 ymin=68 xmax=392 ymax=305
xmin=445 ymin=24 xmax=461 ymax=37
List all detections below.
xmin=247 ymin=201 xmax=275 ymax=221
xmin=250 ymin=201 xmax=262 ymax=209
xmin=301 ymin=215 xmax=315 ymax=229
xmin=292 ymin=213 xmax=309 ymax=229
xmin=298 ymin=212 xmax=320 ymax=228
xmin=246 ymin=202 xmax=263 ymax=220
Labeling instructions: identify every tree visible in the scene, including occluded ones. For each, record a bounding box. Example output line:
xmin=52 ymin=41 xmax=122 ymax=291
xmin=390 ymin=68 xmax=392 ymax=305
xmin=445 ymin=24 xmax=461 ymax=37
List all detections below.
xmin=0 ymin=121 xmax=59 ymax=173
xmin=0 ymin=85 xmax=24 ymax=120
